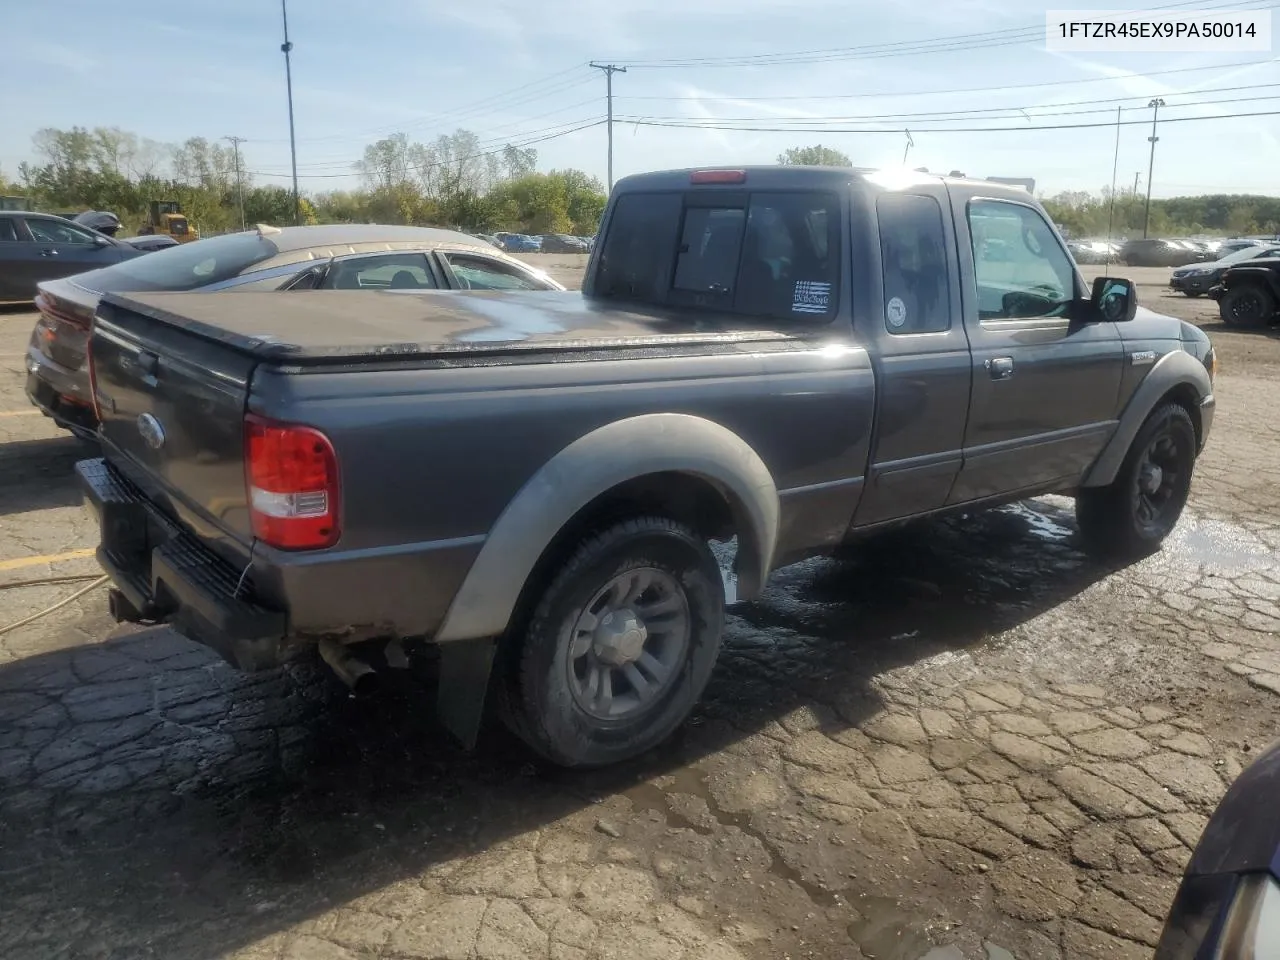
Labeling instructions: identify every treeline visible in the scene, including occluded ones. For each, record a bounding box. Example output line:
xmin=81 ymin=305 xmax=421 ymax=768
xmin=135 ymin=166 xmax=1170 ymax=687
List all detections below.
xmin=4 ymin=126 xmax=607 ymax=237
xmin=1041 ymin=189 xmax=1280 ymax=239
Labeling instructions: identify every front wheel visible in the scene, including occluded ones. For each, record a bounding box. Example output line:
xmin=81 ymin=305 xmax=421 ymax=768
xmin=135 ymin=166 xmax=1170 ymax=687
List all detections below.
xmin=498 ymin=516 xmax=725 ymax=767
xmin=1076 ymin=403 xmax=1197 ymax=561
xmin=1219 ymin=285 xmax=1276 ymax=328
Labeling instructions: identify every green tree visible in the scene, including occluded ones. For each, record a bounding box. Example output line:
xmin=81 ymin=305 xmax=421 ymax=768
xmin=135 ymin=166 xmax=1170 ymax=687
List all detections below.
xmin=777 ymin=145 xmax=853 ymax=167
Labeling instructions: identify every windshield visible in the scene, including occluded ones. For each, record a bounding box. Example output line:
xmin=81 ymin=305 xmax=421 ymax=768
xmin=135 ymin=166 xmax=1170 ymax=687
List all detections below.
xmin=79 ymin=231 xmax=280 ymax=293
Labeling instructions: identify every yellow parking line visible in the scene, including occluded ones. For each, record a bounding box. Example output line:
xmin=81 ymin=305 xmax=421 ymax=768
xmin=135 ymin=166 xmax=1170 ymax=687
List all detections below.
xmin=0 ymin=410 xmax=41 ymax=418
xmin=0 ymin=548 xmax=97 ymax=572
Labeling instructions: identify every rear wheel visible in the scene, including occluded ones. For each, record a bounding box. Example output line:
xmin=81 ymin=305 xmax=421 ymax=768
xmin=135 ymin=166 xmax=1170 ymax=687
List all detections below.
xmin=1219 ymin=285 xmax=1276 ymax=328
xmin=1076 ymin=403 xmax=1196 ymax=561
xmin=499 ymin=516 xmax=724 ymax=767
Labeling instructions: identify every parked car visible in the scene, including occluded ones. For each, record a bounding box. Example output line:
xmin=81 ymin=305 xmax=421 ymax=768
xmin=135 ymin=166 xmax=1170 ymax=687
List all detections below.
xmin=25 ymin=224 xmax=564 ymax=437
xmin=495 ymin=232 xmax=542 ymax=253
xmin=1208 ymin=253 xmax=1280 ymax=328
xmin=1120 ymin=238 xmax=1206 ymax=267
xmin=538 ymin=234 xmax=590 ymax=253
xmin=1170 ymin=244 xmax=1280 ymax=296
xmin=1153 ymin=736 xmax=1280 ymax=959
xmin=1067 ymin=239 xmax=1119 ymax=264
xmin=1216 ymin=238 xmax=1264 ymax=257
xmin=76 ymin=166 xmax=1215 ymax=767
xmin=0 ymin=210 xmax=145 ymax=303
xmin=73 ymin=210 xmax=122 ymax=237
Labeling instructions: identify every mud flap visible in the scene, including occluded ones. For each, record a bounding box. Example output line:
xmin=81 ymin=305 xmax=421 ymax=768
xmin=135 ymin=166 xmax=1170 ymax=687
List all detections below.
xmin=436 ymin=636 xmax=497 ymax=750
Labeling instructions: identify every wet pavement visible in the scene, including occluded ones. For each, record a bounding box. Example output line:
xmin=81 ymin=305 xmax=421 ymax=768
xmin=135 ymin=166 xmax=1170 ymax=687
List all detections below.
xmin=1 ymin=279 xmax=1278 ymax=960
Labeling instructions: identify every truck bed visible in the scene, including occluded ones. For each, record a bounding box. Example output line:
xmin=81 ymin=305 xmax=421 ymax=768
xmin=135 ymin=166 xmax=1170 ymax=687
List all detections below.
xmin=102 ymin=290 xmax=799 ymax=364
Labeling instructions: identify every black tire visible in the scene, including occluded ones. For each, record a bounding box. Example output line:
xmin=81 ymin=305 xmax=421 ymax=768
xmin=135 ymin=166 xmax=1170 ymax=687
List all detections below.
xmin=498 ymin=516 xmax=725 ymax=768
xmin=1219 ymin=285 xmax=1276 ymax=328
xmin=1076 ymin=403 xmax=1197 ymax=561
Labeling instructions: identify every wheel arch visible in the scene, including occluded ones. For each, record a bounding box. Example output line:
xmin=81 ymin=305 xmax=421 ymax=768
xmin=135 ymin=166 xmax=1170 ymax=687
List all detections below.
xmin=1082 ymin=350 xmax=1210 ymax=488
xmin=434 ymin=413 xmax=780 ymax=644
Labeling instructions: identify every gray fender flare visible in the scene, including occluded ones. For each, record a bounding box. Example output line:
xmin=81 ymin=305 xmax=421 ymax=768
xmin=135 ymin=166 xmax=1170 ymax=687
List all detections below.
xmin=434 ymin=413 xmax=780 ymax=643
xmin=1081 ymin=349 xmax=1211 ymax=488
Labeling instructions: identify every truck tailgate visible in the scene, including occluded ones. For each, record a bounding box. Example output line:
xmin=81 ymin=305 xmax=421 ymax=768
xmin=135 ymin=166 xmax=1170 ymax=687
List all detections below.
xmin=91 ymin=294 xmax=256 ymax=558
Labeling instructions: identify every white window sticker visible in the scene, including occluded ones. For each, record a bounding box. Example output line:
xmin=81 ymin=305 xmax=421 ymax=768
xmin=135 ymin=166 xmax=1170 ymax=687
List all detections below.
xmin=887 ymin=296 xmax=907 ymax=328
xmin=792 ymin=280 xmax=831 ymax=314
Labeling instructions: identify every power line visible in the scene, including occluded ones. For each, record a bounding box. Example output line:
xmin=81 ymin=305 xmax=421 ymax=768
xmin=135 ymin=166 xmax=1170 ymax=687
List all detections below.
xmin=614 ymin=0 xmax=1270 ymax=67
xmin=247 ymin=119 xmax=606 ymax=180
xmin=255 ymin=65 xmax=595 ymax=146
xmin=250 ymin=115 xmax=604 ymax=175
xmin=621 ymin=107 xmax=1280 ymax=135
xmin=614 ymin=59 xmax=1279 ymax=104
xmin=270 ymin=98 xmax=605 ymax=171
xmin=615 ymin=85 xmax=1280 ymax=126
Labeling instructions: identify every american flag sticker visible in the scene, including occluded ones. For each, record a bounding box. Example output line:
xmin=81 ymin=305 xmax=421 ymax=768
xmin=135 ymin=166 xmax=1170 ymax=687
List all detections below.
xmin=792 ymin=280 xmax=831 ymax=314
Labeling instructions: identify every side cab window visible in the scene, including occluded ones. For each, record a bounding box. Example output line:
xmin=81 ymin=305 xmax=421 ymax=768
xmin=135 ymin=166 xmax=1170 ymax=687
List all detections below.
xmin=967 ymin=199 xmax=1079 ymax=320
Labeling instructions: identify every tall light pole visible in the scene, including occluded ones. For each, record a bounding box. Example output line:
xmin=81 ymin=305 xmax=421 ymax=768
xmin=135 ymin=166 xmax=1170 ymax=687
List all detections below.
xmin=280 ymin=0 xmax=300 ymax=225
xmin=589 ymin=62 xmax=626 ymax=192
xmin=1142 ymin=98 xmax=1165 ymax=239
xmin=223 ymin=135 xmax=246 ymax=230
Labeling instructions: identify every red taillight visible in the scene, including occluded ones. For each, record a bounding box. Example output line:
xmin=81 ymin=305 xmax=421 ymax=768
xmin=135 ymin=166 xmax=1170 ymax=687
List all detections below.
xmin=690 ymin=169 xmax=747 ymax=184
xmin=245 ymin=414 xmax=340 ymax=550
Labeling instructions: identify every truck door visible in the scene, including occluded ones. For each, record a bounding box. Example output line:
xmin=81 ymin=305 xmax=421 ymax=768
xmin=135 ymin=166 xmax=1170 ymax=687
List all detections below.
xmin=851 ymin=185 xmax=972 ymax=527
xmin=947 ymin=190 xmax=1124 ymax=503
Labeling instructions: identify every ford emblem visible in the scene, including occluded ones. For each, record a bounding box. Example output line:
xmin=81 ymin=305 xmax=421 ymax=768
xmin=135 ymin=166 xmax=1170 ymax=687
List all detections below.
xmin=137 ymin=413 xmax=166 ymax=450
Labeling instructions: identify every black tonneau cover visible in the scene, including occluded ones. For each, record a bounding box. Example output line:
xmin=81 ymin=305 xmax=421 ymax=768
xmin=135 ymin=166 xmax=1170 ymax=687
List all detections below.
xmin=102 ymin=290 xmax=799 ymax=364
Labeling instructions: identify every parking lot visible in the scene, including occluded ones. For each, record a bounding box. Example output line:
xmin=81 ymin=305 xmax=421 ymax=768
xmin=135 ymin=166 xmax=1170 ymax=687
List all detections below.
xmin=1 ymin=260 xmax=1277 ymax=960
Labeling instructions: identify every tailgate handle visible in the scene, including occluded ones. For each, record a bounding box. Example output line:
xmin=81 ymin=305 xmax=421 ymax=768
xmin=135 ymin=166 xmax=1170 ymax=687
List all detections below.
xmin=136 ymin=351 xmax=159 ymax=377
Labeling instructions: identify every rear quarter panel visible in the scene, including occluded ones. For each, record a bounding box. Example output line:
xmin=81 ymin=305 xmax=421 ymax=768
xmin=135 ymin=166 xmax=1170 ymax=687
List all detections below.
xmin=251 ymin=342 xmax=875 ymax=636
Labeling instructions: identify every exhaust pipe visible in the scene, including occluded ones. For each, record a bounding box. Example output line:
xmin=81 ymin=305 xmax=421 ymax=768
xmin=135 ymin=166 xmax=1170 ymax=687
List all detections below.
xmin=318 ymin=639 xmax=379 ymax=696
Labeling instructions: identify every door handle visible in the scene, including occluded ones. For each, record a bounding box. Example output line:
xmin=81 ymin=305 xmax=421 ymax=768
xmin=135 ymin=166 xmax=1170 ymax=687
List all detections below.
xmin=985 ymin=356 xmax=1014 ymax=380
xmin=39 ymin=248 xmax=59 ymax=257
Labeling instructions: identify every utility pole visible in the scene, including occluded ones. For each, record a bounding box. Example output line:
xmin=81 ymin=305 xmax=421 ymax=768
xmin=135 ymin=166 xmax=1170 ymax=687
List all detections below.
xmin=1133 ymin=171 xmax=1141 ymax=197
xmin=589 ymin=62 xmax=627 ymax=192
xmin=223 ymin=136 xmax=247 ymax=231
xmin=280 ymin=0 xmax=300 ymax=225
xmin=1142 ymin=98 xmax=1165 ymax=239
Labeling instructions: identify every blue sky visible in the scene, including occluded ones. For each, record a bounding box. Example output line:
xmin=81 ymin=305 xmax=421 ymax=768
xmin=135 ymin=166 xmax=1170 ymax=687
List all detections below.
xmin=1 ymin=0 xmax=1276 ymax=198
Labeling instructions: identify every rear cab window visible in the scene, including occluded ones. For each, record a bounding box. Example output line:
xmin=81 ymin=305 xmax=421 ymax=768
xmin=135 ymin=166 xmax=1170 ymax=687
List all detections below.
xmin=596 ymin=189 xmax=840 ymax=322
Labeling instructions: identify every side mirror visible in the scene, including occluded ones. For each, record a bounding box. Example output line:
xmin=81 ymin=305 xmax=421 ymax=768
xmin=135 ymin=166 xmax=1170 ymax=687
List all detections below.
xmin=92 ymin=234 xmax=111 ymax=247
xmin=1090 ymin=276 xmax=1137 ymax=323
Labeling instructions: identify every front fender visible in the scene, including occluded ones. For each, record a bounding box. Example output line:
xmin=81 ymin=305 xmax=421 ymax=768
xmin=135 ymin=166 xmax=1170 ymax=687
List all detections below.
xmin=1082 ymin=348 xmax=1211 ymax=488
xmin=434 ymin=413 xmax=780 ymax=643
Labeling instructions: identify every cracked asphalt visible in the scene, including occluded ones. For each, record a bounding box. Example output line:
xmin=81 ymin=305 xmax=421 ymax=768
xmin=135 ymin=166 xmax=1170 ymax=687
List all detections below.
xmin=1 ymin=262 xmax=1277 ymax=960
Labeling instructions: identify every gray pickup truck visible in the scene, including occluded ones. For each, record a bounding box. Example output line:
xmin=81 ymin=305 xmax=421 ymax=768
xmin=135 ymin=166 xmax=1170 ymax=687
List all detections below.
xmin=77 ymin=166 xmax=1216 ymax=767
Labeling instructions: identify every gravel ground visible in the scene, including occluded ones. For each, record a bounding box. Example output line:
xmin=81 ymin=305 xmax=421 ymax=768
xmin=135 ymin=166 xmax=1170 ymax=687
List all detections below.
xmin=0 ymin=265 xmax=1277 ymax=960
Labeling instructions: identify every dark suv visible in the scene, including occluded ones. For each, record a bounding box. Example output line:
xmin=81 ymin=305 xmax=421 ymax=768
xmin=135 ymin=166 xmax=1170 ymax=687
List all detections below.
xmin=1210 ymin=255 xmax=1280 ymax=327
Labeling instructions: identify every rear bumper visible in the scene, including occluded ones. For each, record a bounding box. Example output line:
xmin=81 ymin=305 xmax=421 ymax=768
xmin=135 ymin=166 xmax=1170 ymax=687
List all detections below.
xmin=77 ymin=457 xmax=291 ymax=671
xmin=25 ymin=345 xmax=98 ymax=438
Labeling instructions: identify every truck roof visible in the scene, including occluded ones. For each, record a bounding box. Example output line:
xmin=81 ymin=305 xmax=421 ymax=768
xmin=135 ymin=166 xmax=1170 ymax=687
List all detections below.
xmin=612 ymin=166 xmax=1036 ymax=202
xmin=101 ymin=289 xmax=798 ymax=364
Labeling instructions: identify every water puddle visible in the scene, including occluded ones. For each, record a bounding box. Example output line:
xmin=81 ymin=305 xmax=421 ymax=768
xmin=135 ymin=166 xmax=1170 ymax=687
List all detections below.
xmin=845 ymin=894 xmax=938 ymax=959
xmin=1165 ymin=517 xmax=1275 ymax=574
